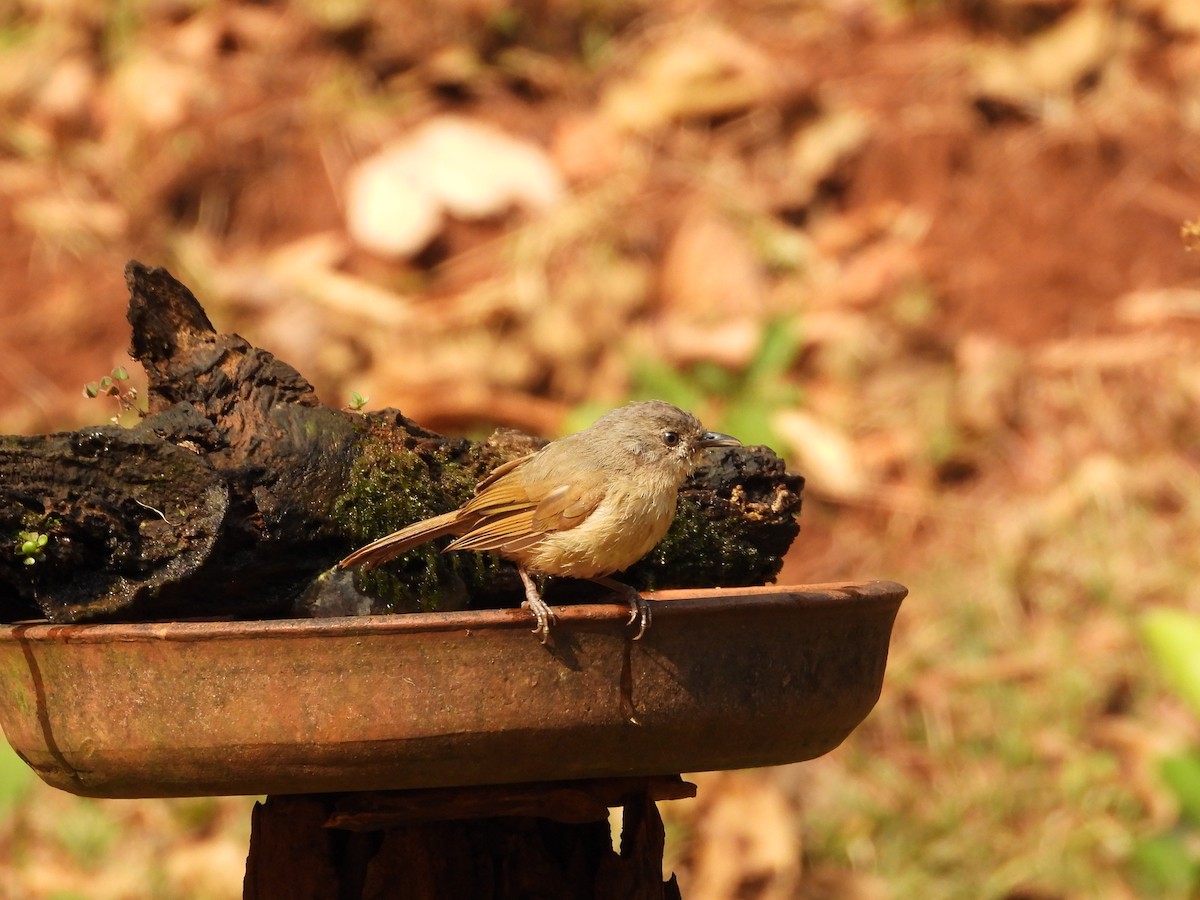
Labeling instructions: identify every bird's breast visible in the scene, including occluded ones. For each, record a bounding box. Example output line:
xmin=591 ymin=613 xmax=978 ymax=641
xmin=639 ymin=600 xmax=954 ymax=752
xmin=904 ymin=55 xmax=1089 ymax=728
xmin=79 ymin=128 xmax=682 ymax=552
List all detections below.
xmin=518 ymin=481 xmax=679 ymax=579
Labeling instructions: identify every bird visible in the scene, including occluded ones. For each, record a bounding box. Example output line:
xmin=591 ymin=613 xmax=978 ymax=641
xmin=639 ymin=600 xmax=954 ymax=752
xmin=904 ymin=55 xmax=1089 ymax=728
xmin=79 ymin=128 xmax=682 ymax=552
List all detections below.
xmin=338 ymin=400 xmax=741 ymax=642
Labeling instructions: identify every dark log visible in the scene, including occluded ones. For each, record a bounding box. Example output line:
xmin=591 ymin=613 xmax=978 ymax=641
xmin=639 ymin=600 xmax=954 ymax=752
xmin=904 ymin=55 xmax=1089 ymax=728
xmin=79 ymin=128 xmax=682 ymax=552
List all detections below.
xmin=324 ymin=777 xmax=697 ymax=830
xmin=243 ymin=781 xmax=685 ymax=900
xmin=0 ymin=262 xmax=803 ymax=624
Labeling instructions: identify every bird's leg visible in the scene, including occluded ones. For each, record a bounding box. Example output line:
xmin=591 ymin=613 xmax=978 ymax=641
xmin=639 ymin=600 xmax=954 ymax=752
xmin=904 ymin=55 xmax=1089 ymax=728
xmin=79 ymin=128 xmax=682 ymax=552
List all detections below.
xmin=590 ymin=575 xmax=651 ymax=640
xmin=518 ymin=568 xmax=557 ymax=644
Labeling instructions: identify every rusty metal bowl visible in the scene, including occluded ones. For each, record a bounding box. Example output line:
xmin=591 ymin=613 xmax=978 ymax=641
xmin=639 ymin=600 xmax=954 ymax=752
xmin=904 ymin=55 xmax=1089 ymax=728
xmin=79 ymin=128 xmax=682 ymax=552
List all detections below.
xmin=0 ymin=581 xmax=905 ymax=799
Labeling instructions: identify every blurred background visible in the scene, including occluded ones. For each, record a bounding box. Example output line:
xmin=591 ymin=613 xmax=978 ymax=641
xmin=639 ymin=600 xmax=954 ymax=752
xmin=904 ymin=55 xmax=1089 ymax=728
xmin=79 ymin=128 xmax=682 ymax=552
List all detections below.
xmin=2 ymin=0 xmax=1200 ymax=896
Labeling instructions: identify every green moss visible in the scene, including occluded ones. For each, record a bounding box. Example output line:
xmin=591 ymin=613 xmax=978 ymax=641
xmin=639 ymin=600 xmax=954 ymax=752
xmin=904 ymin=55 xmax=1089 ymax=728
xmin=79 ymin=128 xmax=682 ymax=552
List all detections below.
xmin=629 ymin=498 xmax=770 ymax=590
xmin=331 ymin=427 xmax=506 ymax=612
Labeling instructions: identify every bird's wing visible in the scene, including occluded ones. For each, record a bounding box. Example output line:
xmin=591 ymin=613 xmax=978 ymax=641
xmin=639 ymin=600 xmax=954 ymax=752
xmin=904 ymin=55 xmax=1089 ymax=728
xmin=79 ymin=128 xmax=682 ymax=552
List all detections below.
xmin=472 ymin=452 xmax=535 ymax=493
xmin=444 ymin=509 xmax=542 ymax=553
xmin=458 ymin=453 xmax=537 ymax=517
xmin=529 ymin=483 xmax=605 ymax=532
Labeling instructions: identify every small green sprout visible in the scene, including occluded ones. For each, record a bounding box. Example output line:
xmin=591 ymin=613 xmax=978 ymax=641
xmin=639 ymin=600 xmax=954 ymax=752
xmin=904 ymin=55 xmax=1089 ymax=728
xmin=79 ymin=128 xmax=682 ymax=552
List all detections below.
xmin=83 ymin=366 xmax=142 ymax=424
xmin=347 ymin=391 xmax=370 ymax=412
xmin=15 ymin=530 xmax=48 ymax=566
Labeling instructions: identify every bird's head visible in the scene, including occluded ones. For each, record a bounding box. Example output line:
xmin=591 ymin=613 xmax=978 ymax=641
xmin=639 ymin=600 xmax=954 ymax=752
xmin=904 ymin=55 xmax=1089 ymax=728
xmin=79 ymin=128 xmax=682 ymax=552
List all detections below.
xmin=589 ymin=400 xmax=741 ymax=485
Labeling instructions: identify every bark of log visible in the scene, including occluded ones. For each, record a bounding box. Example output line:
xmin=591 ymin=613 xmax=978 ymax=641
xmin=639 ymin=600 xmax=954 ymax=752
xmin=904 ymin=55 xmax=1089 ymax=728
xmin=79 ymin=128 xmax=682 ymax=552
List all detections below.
xmin=0 ymin=262 xmax=803 ymax=624
xmin=243 ymin=781 xmax=686 ymax=900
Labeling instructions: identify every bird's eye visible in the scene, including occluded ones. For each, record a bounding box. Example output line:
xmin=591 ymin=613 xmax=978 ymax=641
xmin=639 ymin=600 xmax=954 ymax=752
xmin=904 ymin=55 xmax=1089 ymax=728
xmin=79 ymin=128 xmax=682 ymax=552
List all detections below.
xmin=662 ymin=431 xmax=680 ymax=447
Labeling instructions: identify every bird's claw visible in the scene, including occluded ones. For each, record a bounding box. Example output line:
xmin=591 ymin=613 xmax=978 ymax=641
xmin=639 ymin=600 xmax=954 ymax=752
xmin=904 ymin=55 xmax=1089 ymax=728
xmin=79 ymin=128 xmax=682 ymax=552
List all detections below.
xmin=624 ymin=590 xmax=651 ymax=641
xmin=518 ymin=568 xmax=558 ymax=644
xmin=522 ymin=597 xmax=557 ymax=645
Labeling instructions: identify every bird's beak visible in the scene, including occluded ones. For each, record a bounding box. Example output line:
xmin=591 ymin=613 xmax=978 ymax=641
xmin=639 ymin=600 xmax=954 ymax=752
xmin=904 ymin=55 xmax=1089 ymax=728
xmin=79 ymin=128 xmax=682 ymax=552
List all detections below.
xmin=696 ymin=431 xmax=741 ymax=449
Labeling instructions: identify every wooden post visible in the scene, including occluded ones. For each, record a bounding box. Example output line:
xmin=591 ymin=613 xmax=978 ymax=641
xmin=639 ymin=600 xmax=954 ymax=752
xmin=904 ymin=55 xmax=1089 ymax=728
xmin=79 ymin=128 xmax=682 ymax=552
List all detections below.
xmin=243 ymin=777 xmax=693 ymax=899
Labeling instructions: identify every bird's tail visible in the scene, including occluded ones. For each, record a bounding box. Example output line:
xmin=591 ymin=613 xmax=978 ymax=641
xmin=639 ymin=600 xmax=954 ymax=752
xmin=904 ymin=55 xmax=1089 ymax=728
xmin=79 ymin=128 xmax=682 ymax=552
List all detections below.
xmin=338 ymin=511 xmax=462 ymax=571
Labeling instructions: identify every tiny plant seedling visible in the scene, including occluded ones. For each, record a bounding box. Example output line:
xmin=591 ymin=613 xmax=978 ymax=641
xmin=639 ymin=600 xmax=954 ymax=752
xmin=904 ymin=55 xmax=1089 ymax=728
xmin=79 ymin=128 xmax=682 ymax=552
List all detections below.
xmin=83 ymin=367 xmax=143 ymax=424
xmin=14 ymin=530 xmax=48 ymax=566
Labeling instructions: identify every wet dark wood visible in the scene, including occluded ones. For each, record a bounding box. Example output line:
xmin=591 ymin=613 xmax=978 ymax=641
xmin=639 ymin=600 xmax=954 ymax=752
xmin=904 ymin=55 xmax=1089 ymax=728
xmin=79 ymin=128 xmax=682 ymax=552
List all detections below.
xmin=325 ymin=776 xmax=697 ymax=829
xmin=244 ymin=780 xmax=684 ymax=900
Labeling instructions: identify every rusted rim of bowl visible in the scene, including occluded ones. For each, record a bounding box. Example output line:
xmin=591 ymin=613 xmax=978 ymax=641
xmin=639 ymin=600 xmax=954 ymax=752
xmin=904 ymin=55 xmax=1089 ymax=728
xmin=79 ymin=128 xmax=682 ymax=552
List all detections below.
xmin=0 ymin=580 xmax=906 ymax=643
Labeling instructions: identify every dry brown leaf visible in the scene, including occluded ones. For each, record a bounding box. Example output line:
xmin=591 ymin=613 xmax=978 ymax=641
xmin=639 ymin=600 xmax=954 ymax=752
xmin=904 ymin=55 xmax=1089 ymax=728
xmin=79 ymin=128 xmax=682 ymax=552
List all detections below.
xmin=648 ymin=315 xmax=764 ymax=369
xmin=1033 ymin=334 xmax=1192 ymax=370
xmin=1131 ymin=0 xmax=1200 ymax=34
xmin=415 ymin=116 xmax=564 ymax=219
xmin=14 ymin=195 xmax=128 ymax=245
xmin=1165 ymin=0 xmax=1200 ymax=32
xmin=1115 ymin=287 xmax=1200 ymax=325
xmin=687 ymin=772 xmax=801 ymax=900
xmin=103 ymin=49 xmax=203 ymax=134
xmin=1000 ymin=453 xmax=1129 ymax=548
xmin=786 ymin=109 xmax=872 ymax=208
xmin=344 ymin=116 xmax=564 ymax=258
xmin=170 ymin=7 xmax=235 ymax=62
xmin=660 ymin=206 xmax=767 ymax=317
xmin=344 ymin=148 xmax=444 ymax=257
xmin=551 ymin=112 xmax=627 ymax=183
xmin=973 ymin=5 xmax=1115 ymax=109
xmin=772 ymin=408 xmax=869 ymax=500
xmin=953 ymin=334 xmax=1024 ymax=436
xmin=30 ymin=55 xmax=95 ymax=128
xmin=820 ymin=239 xmax=923 ymax=310
xmin=163 ymin=834 xmax=248 ymax=898
xmin=600 ymin=23 xmax=775 ymax=131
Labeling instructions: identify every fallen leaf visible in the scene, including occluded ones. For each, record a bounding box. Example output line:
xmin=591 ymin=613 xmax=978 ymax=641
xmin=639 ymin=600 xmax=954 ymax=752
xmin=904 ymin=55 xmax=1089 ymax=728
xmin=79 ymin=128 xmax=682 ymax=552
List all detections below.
xmin=1133 ymin=0 xmax=1200 ymax=34
xmin=660 ymin=206 xmax=767 ymax=317
xmin=1115 ymin=288 xmax=1200 ymax=325
xmin=687 ymin=772 xmax=801 ymax=900
xmin=414 ymin=115 xmax=564 ymax=219
xmin=551 ymin=112 xmax=627 ymax=183
xmin=786 ymin=109 xmax=872 ymax=208
xmin=601 ymin=23 xmax=775 ymax=131
xmin=973 ymin=5 xmax=1115 ymax=110
xmin=344 ymin=146 xmax=444 ymax=257
xmin=344 ymin=115 xmax=565 ymax=257
xmin=953 ymin=334 xmax=1024 ymax=436
xmin=772 ymin=408 xmax=869 ymax=500
xmin=103 ymin=49 xmax=202 ymax=133
xmin=31 ymin=55 xmax=95 ymax=128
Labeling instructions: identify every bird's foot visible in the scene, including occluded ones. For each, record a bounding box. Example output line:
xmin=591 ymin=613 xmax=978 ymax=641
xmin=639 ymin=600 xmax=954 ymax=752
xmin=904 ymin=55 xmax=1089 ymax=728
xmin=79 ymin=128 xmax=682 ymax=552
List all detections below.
xmin=591 ymin=576 xmax=651 ymax=640
xmin=624 ymin=589 xmax=651 ymax=641
xmin=518 ymin=569 xmax=557 ymax=644
xmin=521 ymin=595 xmax=558 ymax=644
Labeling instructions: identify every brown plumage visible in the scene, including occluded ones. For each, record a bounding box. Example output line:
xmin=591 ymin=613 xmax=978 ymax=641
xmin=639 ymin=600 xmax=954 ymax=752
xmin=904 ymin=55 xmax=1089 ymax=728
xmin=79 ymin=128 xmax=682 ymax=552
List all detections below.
xmin=338 ymin=400 xmax=740 ymax=642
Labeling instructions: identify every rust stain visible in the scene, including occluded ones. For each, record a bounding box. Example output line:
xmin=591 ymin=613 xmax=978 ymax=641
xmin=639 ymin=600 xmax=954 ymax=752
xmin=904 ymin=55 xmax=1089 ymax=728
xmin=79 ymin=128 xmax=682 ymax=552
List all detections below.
xmin=12 ymin=625 xmax=84 ymax=790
